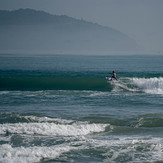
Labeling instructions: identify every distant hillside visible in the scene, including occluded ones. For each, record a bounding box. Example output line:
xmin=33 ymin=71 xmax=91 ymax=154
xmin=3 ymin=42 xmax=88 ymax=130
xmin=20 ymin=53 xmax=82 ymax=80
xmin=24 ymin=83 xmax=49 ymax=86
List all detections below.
xmin=0 ymin=9 xmax=140 ymax=54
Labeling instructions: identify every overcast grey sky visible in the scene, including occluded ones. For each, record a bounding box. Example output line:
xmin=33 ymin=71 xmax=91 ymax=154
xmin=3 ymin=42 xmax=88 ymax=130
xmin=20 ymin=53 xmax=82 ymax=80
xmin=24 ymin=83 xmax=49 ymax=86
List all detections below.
xmin=0 ymin=0 xmax=163 ymax=53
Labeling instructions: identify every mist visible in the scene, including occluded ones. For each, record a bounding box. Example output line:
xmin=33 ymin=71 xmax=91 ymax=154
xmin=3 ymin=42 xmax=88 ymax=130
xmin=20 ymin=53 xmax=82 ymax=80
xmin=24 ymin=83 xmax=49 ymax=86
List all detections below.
xmin=0 ymin=9 xmax=140 ymax=55
xmin=0 ymin=0 xmax=163 ymax=54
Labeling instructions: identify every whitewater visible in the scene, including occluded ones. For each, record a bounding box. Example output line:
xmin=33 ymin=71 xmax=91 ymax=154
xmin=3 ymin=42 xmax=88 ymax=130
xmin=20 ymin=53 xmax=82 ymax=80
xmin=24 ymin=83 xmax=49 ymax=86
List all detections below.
xmin=111 ymin=77 xmax=163 ymax=94
xmin=0 ymin=54 xmax=163 ymax=163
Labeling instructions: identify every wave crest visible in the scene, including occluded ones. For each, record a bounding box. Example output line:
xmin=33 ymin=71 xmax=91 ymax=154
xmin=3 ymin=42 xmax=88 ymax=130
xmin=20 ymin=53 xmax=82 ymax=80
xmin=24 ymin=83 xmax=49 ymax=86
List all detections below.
xmin=0 ymin=121 xmax=107 ymax=136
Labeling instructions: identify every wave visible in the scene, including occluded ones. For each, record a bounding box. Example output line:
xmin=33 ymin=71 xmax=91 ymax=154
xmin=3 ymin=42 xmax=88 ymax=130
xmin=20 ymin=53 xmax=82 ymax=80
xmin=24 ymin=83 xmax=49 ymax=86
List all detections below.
xmin=0 ymin=113 xmax=74 ymax=124
xmin=83 ymin=113 xmax=163 ymax=129
xmin=0 ymin=114 xmax=107 ymax=136
xmin=1 ymin=113 xmax=163 ymax=134
xmin=133 ymin=114 xmax=163 ymax=128
xmin=0 ymin=122 xmax=107 ymax=136
xmin=1 ymin=114 xmax=163 ymax=137
xmin=1 ymin=76 xmax=163 ymax=94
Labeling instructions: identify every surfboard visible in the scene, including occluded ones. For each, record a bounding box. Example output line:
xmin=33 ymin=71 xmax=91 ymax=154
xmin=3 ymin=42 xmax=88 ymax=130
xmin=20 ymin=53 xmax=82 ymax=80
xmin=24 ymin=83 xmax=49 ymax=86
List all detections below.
xmin=105 ymin=77 xmax=117 ymax=81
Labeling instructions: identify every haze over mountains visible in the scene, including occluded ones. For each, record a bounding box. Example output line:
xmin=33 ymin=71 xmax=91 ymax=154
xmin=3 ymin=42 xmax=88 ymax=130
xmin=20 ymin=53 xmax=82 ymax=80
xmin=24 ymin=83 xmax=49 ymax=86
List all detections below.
xmin=0 ymin=9 xmax=141 ymax=54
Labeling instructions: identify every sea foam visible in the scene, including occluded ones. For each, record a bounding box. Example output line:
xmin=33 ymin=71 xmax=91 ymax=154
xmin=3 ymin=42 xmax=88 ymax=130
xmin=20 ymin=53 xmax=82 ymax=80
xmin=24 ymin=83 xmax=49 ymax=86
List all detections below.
xmin=0 ymin=144 xmax=75 ymax=163
xmin=131 ymin=77 xmax=163 ymax=94
xmin=0 ymin=122 xmax=107 ymax=136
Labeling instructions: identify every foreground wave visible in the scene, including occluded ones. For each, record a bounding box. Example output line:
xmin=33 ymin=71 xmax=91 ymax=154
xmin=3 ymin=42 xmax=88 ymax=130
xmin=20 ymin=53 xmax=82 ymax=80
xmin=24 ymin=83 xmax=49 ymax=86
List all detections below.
xmin=0 ymin=114 xmax=163 ymax=163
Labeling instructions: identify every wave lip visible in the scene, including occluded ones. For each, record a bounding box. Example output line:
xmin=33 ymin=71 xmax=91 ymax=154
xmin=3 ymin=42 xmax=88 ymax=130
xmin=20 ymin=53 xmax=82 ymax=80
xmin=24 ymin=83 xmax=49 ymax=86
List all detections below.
xmin=131 ymin=77 xmax=163 ymax=94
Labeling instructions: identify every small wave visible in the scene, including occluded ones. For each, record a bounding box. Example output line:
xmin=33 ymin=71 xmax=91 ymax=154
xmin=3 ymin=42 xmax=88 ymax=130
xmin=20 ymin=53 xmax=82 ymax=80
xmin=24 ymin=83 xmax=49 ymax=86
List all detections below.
xmin=89 ymin=91 xmax=106 ymax=97
xmin=21 ymin=115 xmax=74 ymax=124
xmin=133 ymin=114 xmax=163 ymax=128
xmin=0 ymin=113 xmax=73 ymax=124
xmin=0 ymin=91 xmax=10 ymax=95
xmin=0 ymin=114 xmax=108 ymax=135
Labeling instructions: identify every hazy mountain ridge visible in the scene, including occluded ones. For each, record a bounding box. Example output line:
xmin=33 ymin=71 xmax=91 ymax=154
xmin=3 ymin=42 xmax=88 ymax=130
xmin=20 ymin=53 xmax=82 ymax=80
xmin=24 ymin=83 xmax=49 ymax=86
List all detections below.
xmin=0 ymin=8 xmax=85 ymax=25
xmin=0 ymin=9 xmax=141 ymax=54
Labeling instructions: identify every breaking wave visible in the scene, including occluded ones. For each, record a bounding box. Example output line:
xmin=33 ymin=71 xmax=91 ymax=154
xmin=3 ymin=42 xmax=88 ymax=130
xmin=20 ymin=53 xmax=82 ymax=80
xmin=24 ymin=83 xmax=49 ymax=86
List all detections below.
xmin=131 ymin=77 xmax=163 ymax=94
xmin=113 ymin=77 xmax=163 ymax=94
xmin=1 ymin=76 xmax=163 ymax=94
xmin=0 ymin=115 xmax=107 ymax=136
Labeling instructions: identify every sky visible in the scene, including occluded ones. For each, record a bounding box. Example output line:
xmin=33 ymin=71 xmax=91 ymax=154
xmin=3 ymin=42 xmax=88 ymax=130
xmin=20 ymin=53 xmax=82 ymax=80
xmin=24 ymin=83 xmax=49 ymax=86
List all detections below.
xmin=0 ymin=0 xmax=163 ymax=54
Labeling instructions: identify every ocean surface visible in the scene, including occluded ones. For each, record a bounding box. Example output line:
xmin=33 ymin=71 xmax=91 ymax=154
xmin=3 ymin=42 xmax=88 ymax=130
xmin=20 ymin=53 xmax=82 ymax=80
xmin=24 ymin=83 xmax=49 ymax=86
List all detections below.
xmin=0 ymin=54 xmax=163 ymax=163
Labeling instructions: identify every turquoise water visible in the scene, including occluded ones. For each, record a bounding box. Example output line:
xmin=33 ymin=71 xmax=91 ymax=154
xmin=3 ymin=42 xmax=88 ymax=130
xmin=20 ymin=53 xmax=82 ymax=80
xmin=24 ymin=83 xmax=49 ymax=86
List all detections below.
xmin=0 ymin=54 xmax=163 ymax=163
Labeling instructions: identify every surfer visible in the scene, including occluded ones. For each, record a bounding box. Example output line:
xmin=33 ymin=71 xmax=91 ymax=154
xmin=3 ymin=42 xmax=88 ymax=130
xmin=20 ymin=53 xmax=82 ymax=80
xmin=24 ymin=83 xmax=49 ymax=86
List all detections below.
xmin=108 ymin=71 xmax=118 ymax=80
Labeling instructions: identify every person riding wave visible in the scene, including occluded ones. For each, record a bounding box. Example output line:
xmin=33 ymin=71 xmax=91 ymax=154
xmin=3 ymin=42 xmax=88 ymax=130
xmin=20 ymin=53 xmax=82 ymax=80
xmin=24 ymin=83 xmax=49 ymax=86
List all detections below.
xmin=108 ymin=71 xmax=118 ymax=80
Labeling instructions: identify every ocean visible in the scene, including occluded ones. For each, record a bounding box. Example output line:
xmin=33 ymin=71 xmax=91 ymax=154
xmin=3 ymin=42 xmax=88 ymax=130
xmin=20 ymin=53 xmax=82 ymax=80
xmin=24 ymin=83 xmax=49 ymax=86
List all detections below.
xmin=0 ymin=54 xmax=163 ymax=163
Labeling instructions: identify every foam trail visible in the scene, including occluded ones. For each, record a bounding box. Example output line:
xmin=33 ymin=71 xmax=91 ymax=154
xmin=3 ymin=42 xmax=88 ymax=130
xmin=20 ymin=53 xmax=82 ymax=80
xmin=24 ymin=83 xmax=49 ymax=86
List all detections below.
xmin=131 ymin=77 xmax=163 ymax=94
xmin=111 ymin=78 xmax=138 ymax=92
xmin=113 ymin=82 xmax=138 ymax=92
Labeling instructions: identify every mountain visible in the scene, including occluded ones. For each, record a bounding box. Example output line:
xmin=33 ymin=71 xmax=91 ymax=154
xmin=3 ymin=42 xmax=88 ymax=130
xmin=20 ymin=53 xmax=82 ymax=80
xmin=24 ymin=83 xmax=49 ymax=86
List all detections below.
xmin=0 ymin=9 xmax=140 ymax=54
